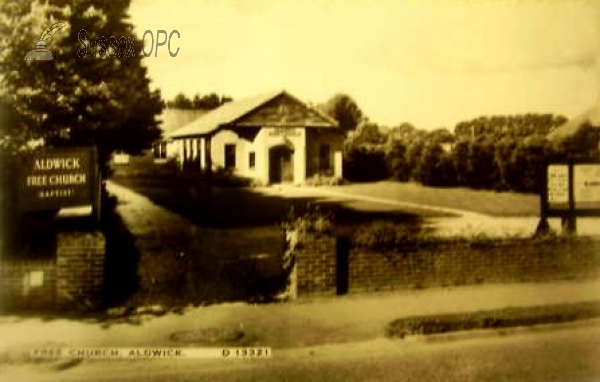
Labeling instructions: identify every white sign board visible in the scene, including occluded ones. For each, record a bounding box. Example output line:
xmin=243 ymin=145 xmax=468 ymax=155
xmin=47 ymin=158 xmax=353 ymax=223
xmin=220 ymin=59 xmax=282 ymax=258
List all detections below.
xmin=547 ymin=165 xmax=568 ymax=204
xmin=574 ymin=164 xmax=600 ymax=203
xmin=267 ymin=127 xmax=300 ymax=137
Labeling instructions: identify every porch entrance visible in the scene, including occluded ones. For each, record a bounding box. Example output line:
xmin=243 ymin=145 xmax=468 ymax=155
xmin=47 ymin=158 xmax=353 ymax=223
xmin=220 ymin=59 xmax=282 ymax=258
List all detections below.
xmin=269 ymin=145 xmax=294 ymax=184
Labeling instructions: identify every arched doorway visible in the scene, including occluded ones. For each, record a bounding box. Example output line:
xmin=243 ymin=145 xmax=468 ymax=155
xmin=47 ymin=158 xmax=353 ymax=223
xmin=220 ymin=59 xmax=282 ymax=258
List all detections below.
xmin=269 ymin=145 xmax=294 ymax=184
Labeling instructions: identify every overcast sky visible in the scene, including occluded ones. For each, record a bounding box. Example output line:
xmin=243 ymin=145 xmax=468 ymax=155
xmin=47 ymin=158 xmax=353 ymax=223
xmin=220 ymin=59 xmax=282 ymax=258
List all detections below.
xmin=129 ymin=0 xmax=600 ymax=130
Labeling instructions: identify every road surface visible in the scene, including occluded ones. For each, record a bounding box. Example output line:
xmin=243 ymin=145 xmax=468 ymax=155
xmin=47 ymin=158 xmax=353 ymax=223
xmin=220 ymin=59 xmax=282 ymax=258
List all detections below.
xmin=4 ymin=322 xmax=600 ymax=382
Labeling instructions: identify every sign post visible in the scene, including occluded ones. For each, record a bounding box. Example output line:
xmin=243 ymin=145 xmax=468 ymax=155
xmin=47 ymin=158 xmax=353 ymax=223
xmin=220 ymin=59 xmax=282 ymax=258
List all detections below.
xmin=539 ymin=161 xmax=600 ymax=236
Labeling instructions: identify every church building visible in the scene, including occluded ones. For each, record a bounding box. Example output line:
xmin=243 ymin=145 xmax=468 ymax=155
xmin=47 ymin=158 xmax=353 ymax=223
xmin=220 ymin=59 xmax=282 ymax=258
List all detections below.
xmin=166 ymin=90 xmax=345 ymax=185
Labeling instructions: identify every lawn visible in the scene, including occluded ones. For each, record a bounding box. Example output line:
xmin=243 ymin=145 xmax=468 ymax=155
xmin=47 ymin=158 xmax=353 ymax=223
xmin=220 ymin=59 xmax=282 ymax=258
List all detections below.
xmin=323 ymin=181 xmax=540 ymax=217
xmin=109 ymin=158 xmax=435 ymax=233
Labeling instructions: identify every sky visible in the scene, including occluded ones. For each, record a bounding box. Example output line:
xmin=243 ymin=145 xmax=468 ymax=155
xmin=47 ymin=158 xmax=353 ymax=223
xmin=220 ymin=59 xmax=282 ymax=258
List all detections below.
xmin=128 ymin=0 xmax=600 ymax=130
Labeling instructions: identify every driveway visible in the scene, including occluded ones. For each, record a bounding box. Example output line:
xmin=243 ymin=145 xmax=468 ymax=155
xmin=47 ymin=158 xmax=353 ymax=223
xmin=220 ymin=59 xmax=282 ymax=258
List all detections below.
xmin=254 ymin=185 xmax=600 ymax=238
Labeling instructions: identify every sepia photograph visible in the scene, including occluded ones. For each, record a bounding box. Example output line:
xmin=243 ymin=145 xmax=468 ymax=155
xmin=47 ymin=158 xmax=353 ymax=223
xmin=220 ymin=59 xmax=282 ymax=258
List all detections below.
xmin=1 ymin=0 xmax=600 ymax=380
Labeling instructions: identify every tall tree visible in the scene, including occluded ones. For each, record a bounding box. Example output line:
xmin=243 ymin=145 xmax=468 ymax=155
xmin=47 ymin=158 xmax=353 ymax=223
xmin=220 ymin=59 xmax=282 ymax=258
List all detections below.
xmin=385 ymin=140 xmax=410 ymax=181
xmin=0 ymin=0 xmax=163 ymax=174
xmin=169 ymin=92 xmax=232 ymax=110
xmin=170 ymin=93 xmax=193 ymax=109
xmin=427 ymin=127 xmax=454 ymax=143
xmin=453 ymin=113 xmax=568 ymax=140
xmin=351 ymin=122 xmax=387 ymax=145
xmin=320 ymin=93 xmax=363 ymax=132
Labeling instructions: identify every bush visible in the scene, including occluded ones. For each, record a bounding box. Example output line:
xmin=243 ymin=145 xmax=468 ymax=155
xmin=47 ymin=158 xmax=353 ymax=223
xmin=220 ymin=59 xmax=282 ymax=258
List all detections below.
xmin=353 ymin=220 xmax=424 ymax=253
xmin=282 ymin=204 xmax=334 ymax=237
xmin=353 ymin=220 xmax=568 ymax=255
xmin=343 ymin=144 xmax=388 ymax=182
xmin=385 ymin=140 xmax=410 ymax=181
xmin=304 ymin=174 xmax=346 ymax=187
xmin=416 ymin=143 xmax=456 ymax=187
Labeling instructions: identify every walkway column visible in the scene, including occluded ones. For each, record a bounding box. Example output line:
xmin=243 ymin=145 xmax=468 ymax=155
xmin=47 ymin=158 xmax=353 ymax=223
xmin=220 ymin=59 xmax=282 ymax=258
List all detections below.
xmin=182 ymin=139 xmax=188 ymax=169
xmin=293 ymin=129 xmax=307 ymax=185
xmin=334 ymin=150 xmax=343 ymax=178
xmin=200 ymin=137 xmax=206 ymax=171
xmin=191 ymin=138 xmax=198 ymax=169
xmin=260 ymin=146 xmax=269 ymax=185
xmin=204 ymin=136 xmax=212 ymax=180
xmin=178 ymin=140 xmax=185 ymax=170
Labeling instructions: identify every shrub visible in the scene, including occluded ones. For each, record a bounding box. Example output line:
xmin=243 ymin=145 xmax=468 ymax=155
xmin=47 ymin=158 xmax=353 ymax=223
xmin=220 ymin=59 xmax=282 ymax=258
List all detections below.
xmin=385 ymin=140 xmax=410 ymax=181
xmin=352 ymin=220 xmax=566 ymax=255
xmin=304 ymin=174 xmax=346 ymax=187
xmin=282 ymin=204 xmax=334 ymax=237
xmin=416 ymin=143 xmax=457 ymax=187
xmin=343 ymin=144 xmax=388 ymax=182
xmin=353 ymin=220 xmax=423 ymax=253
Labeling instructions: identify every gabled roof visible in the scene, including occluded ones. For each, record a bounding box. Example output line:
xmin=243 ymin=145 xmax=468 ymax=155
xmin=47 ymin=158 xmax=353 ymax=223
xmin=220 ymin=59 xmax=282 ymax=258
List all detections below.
xmin=158 ymin=108 xmax=208 ymax=135
xmin=168 ymin=90 xmax=338 ymax=139
xmin=547 ymin=105 xmax=600 ymax=141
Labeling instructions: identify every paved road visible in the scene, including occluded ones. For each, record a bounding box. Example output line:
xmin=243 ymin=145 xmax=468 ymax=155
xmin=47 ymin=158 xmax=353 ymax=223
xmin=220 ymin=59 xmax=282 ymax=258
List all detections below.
xmin=2 ymin=280 xmax=600 ymax=363
xmin=5 ymin=323 xmax=600 ymax=381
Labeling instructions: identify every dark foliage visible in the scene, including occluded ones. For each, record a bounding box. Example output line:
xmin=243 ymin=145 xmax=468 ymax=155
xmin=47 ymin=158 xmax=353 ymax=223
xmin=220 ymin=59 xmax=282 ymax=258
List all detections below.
xmin=342 ymin=144 xmax=388 ymax=182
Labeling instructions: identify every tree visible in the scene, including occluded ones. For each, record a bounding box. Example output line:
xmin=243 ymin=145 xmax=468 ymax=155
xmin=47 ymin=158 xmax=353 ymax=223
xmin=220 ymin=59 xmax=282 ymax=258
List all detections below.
xmin=494 ymin=137 xmax=518 ymax=191
xmin=451 ymin=139 xmax=470 ymax=186
xmin=320 ymin=93 xmax=363 ymax=132
xmin=170 ymin=93 xmax=193 ymax=109
xmin=385 ymin=140 xmax=410 ymax=181
xmin=388 ymin=122 xmax=428 ymax=144
xmin=169 ymin=92 xmax=232 ymax=110
xmin=405 ymin=139 xmax=425 ymax=181
xmin=427 ymin=128 xmax=454 ymax=144
xmin=0 ymin=0 xmax=163 ymax=174
xmin=552 ymin=122 xmax=600 ymax=161
xmin=342 ymin=144 xmax=387 ymax=182
xmin=453 ymin=113 xmax=568 ymax=140
xmin=508 ymin=136 xmax=550 ymax=193
xmin=351 ymin=122 xmax=387 ymax=145
xmin=417 ymin=142 xmax=454 ymax=187
xmin=466 ymin=138 xmax=498 ymax=189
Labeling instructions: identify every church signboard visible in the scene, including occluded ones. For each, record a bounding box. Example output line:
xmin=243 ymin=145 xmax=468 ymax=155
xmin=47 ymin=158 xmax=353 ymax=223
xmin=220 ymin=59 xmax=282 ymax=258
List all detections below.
xmin=539 ymin=161 xmax=600 ymax=234
xmin=18 ymin=147 xmax=99 ymax=212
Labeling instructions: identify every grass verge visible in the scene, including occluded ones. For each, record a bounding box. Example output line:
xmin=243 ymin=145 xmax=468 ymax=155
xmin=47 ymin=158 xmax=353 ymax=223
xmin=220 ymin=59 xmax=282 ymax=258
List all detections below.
xmin=385 ymin=301 xmax=600 ymax=338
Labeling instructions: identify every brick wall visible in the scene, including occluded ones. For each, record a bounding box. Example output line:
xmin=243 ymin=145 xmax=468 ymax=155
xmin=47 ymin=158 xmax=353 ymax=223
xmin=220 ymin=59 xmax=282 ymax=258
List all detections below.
xmin=294 ymin=234 xmax=600 ymax=297
xmin=295 ymin=234 xmax=337 ymax=297
xmin=56 ymin=231 xmax=106 ymax=310
xmin=0 ymin=260 xmax=56 ymax=311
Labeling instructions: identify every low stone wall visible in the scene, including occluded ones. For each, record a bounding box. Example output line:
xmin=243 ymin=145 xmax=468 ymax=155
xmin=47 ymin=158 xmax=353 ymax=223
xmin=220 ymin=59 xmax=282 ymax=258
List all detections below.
xmin=294 ymin=234 xmax=600 ymax=297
